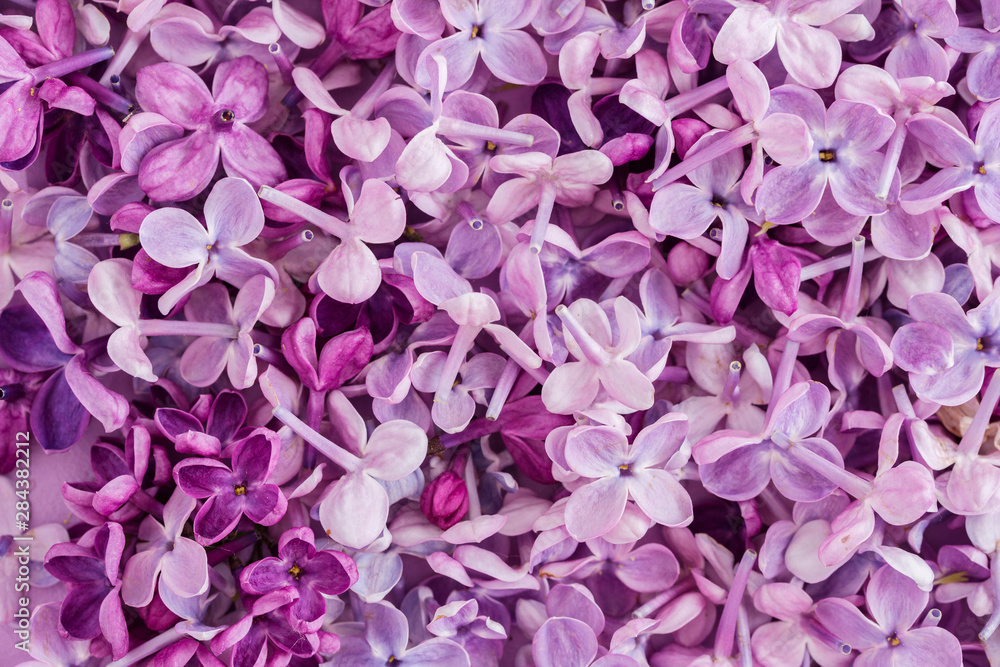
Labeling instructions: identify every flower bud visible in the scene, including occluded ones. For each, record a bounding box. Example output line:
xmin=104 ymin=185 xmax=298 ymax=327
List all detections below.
xmin=420 ymin=471 xmax=469 ymax=530
xmin=666 ymin=242 xmax=710 ymax=286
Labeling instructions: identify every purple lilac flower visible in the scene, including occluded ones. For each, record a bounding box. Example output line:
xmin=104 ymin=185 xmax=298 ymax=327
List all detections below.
xmin=173 ymin=428 xmax=287 ymax=545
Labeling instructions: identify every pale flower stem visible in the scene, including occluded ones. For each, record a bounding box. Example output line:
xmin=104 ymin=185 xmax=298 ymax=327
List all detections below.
xmin=0 ymin=199 xmax=12 ymax=255
xmin=257 ymin=186 xmax=353 ymax=239
xmin=267 ymin=229 xmax=313 ymax=260
xmin=609 ymin=179 xmax=625 ymax=212
xmin=487 ymin=361 xmax=520 ymax=421
xmin=800 ymin=246 xmax=882 ymax=281
xmin=921 ymin=609 xmax=943 ymax=628
xmin=464 ymin=454 xmax=481 ymax=519
xmin=737 ymin=605 xmax=752 ymax=667
xmin=457 ymin=201 xmax=484 ymax=230
xmin=136 ymin=320 xmax=240 ymax=339
xmin=64 ymin=72 xmax=133 ymax=115
xmin=272 ymin=405 xmax=361 ymax=472
xmin=979 ymin=554 xmax=1000 ymax=641
xmin=958 ymin=369 xmax=1000 ymax=456
xmin=714 ymin=549 xmax=757 ymax=660
xmin=486 ymin=322 xmax=535 ymax=420
xmin=555 ymin=304 xmax=611 ymax=366
xmin=529 ymin=183 xmax=557 ymax=253
xmin=100 ymin=28 xmax=148 ymax=86
xmin=775 ymin=432 xmax=874 ymax=500
xmin=435 ymin=324 xmax=480 ymax=403
xmin=877 ymin=117 xmax=907 ymax=201
xmin=106 ymin=628 xmax=182 ymax=667
xmin=838 ymin=236 xmax=866 ymax=321
xmin=661 ymin=75 xmax=730 ymax=118
xmin=632 ymin=579 xmax=696 ymax=618
xmin=33 ymin=47 xmax=114 ymax=83
xmin=352 ymin=63 xmax=397 ymax=120
xmin=650 ymin=124 xmax=756 ymax=191
xmin=769 ymin=339 xmax=800 ymax=408
xmin=72 ymin=233 xmax=129 ymax=248
xmin=269 ymin=44 xmax=295 ymax=85
xmin=437 ymin=116 xmax=534 ymax=147
xmin=723 ymin=361 xmax=742 ymax=403
xmin=302 ymin=388 xmax=327 ymax=469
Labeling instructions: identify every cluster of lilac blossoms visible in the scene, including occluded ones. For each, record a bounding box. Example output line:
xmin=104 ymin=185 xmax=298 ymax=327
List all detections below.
xmin=8 ymin=0 xmax=1000 ymax=665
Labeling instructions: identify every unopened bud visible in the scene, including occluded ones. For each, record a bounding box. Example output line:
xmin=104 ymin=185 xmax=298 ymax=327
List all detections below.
xmin=666 ymin=242 xmax=709 ymax=286
xmin=420 ymin=471 xmax=469 ymax=530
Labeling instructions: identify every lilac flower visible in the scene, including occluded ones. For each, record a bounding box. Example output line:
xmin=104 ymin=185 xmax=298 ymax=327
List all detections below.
xmin=264 ymin=390 xmax=428 ymax=548
xmin=138 ymin=177 xmax=278 ymax=314
xmin=328 ymin=600 xmax=470 ymax=666
xmin=890 ymin=286 xmax=1000 ymax=406
xmin=647 ymin=60 xmax=813 ymax=199
xmin=410 ymin=251 xmax=543 ymax=418
xmin=485 ymin=150 xmax=613 ymax=252
xmin=43 ymin=522 xmax=128 ymax=658
xmin=815 ymin=565 xmax=962 ymax=666
xmin=121 ymin=488 xmax=209 ymax=608
xmin=211 ymin=589 xmax=335 ymax=667
xmin=619 ymin=55 xmax=730 ymax=181
xmin=848 ymin=0 xmax=958 ymax=82
xmin=4 ymin=271 xmax=128 ymax=450
xmin=240 ymin=526 xmax=358 ymax=631
xmin=62 ymin=425 xmax=168 ymax=525
xmin=558 ymin=32 xmax=627 ymax=148
xmin=132 ymin=56 xmax=287 ymax=201
xmin=0 ymin=23 xmax=111 ymax=166
xmin=541 ymin=2 xmax=646 ymax=61
xmin=771 ymin=417 xmax=936 ymax=568
xmin=787 ymin=237 xmax=894 ymax=378
xmin=562 ymin=413 xmax=692 ymax=541
xmin=712 ymin=0 xmax=869 ymax=89
xmin=901 ymin=102 xmax=1000 ymax=221
xmin=292 ymin=63 xmax=396 ymax=163
xmin=176 ymin=275 xmax=275 ymax=389
xmin=411 ymin=350 xmax=504 ymax=433
xmin=282 ymin=318 xmax=373 ymax=398
xmin=148 ymin=6 xmax=285 ymax=69
xmin=18 ymin=601 xmax=99 ymax=667
xmin=258 ymin=175 xmax=405 ymax=304
xmin=0 ymin=197 xmax=56 ymax=310
xmin=542 ymin=297 xmax=654 ymax=414
xmin=533 ymin=616 xmax=640 ymax=667
xmin=154 ymin=389 xmax=250 ymax=457
xmin=529 ymin=229 xmax=650 ymax=313
xmin=426 ymin=598 xmax=506 ymax=666
xmin=947 ymin=28 xmax=1000 ymax=102
xmin=693 ymin=382 xmax=845 ymax=502
xmin=750 ymin=584 xmax=853 ymax=667
xmin=415 ymin=0 xmax=546 ymax=91
xmin=173 ymin=428 xmax=287 ymax=545
xmin=667 ymin=0 xmax=728 ymax=73
xmin=648 ymin=130 xmax=758 ymax=279
xmin=755 ymin=89 xmax=896 ymax=225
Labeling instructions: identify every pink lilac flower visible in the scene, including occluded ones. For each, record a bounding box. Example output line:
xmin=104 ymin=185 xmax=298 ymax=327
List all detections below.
xmin=131 ymin=57 xmax=287 ymax=201
xmin=415 ymin=0 xmax=546 ymax=91
xmin=815 ymin=565 xmax=962 ymax=666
